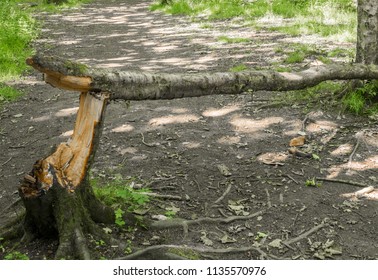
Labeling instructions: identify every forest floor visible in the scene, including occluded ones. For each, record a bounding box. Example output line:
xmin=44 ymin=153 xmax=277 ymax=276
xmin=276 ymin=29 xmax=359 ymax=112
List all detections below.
xmin=0 ymin=0 xmax=377 ymax=260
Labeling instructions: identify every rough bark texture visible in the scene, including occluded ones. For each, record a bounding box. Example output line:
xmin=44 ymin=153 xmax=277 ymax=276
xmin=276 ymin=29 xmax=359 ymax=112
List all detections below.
xmin=27 ymin=55 xmax=378 ymax=100
xmin=356 ymin=0 xmax=378 ymax=64
xmin=18 ymin=91 xmax=115 ymax=259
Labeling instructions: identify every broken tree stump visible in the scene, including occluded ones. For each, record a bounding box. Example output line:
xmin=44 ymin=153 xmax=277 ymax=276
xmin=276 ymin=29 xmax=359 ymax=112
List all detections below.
xmin=17 ymin=64 xmax=115 ymax=258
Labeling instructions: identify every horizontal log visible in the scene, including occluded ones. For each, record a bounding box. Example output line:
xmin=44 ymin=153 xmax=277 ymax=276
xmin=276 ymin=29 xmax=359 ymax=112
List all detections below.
xmin=27 ymin=54 xmax=378 ymax=100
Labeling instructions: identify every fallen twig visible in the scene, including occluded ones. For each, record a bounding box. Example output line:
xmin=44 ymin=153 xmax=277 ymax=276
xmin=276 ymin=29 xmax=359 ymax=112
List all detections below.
xmin=348 ymin=139 xmax=360 ymax=171
xmin=265 ymin=188 xmax=272 ymax=208
xmin=286 ymin=174 xmax=299 ymax=184
xmin=315 ymin=177 xmax=369 ymax=188
xmin=284 ymin=220 xmax=328 ymax=246
xmin=141 ymin=133 xmax=158 ymax=147
xmin=213 ymin=183 xmax=232 ymax=204
xmin=1 ymin=157 xmax=12 ymax=166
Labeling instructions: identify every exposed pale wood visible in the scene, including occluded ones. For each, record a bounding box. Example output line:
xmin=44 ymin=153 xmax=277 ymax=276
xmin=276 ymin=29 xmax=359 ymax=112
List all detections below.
xmin=19 ymin=91 xmax=109 ymax=198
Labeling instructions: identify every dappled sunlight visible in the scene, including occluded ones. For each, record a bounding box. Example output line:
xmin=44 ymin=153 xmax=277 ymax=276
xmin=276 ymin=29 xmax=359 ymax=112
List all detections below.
xmin=327 ymin=155 xmax=378 ymax=178
xmin=181 ymin=141 xmax=201 ymax=149
xmin=30 ymin=115 xmax=51 ymax=122
xmin=330 ymin=143 xmax=353 ymax=156
xmin=111 ymin=124 xmax=134 ymax=133
xmin=257 ymin=152 xmax=288 ymax=165
xmin=117 ymin=147 xmax=138 ymax=156
xmin=217 ymin=136 xmax=241 ymax=145
xmin=202 ymin=105 xmax=241 ymax=117
xmin=282 ymin=119 xmax=302 ymax=136
xmin=171 ymin=108 xmax=190 ymax=114
xmin=149 ymin=114 xmax=200 ymax=126
xmin=306 ymin=120 xmax=338 ymax=133
xmin=55 ymin=107 xmax=79 ymax=117
xmin=230 ymin=116 xmax=283 ymax=135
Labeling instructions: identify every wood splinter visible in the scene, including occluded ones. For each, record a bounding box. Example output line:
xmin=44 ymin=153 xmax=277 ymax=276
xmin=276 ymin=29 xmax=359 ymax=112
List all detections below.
xmin=19 ymin=91 xmax=109 ymax=198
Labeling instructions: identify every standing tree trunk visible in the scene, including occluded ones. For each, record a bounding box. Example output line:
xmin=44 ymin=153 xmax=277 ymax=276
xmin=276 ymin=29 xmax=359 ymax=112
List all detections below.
xmin=356 ymin=0 xmax=378 ymax=64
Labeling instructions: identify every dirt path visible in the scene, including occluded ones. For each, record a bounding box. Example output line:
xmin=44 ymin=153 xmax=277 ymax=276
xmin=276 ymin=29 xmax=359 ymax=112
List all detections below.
xmin=0 ymin=0 xmax=377 ymax=259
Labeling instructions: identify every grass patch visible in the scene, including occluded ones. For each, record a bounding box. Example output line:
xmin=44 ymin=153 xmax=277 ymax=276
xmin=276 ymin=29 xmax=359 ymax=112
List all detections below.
xmin=217 ymin=36 xmax=251 ymax=44
xmin=229 ymin=64 xmax=248 ymax=72
xmin=284 ymin=51 xmax=306 ymax=64
xmin=151 ymin=0 xmax=356 ymax=42
xmin=0 ymin=0 xmax=90 ymax=103
xmin=342 ymin=82 xmax=378 ymax=115
xmin=281 ymin=44 xmax=325 ymax=64
xmin=0 ymin=84 xmax=23 ymax=104
xmin=0 ymin=0 xmax=38 ymax=82
xmin=276 ymin=81 xmax=344 ymax=109
xmin=92 ymin=176 xmax=150 ymax=213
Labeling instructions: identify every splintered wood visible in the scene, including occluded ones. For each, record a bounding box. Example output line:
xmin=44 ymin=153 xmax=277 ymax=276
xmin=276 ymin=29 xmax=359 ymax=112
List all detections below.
xmin=26 ymin=57 xmax=92 ymax=92
xmin=20 ymin=92 xmax=109 ymax=198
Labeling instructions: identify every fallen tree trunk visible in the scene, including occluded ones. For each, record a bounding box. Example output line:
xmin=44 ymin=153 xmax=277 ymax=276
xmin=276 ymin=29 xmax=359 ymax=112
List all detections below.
xmin=27 ymin=54 xmax=378 ymax=100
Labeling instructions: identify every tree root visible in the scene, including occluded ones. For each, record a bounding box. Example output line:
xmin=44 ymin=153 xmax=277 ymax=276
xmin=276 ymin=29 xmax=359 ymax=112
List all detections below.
xmin=213 ymin=183 xmax=232 ymax=205
xmin=315 ymin=177 xmax=370 ymax=188
xmin=283 ymin=219 xmax=328 ymax=246
xmin=0 ymin=213 xmax=25 ymax=240
xmin=120 ymin=244 xmax=280 ymax=260
xmin=151 ymin=210 xmax=265 ymax=239
xmin=151 ymin=210 xmax=265 ymax=231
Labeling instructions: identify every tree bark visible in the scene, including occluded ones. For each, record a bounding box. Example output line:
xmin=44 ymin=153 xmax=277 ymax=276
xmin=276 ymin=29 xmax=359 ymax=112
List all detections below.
xmin=356 ymin=0 xmax=378 ymax=64
xmin=27 ymin=55 xmax=378 ymax=101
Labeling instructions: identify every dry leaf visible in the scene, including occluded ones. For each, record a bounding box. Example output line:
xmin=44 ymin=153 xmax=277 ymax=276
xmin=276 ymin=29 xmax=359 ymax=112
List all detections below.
xmin=289 ymin=135 xmax=305 ymax=147
xmin=217 ymin=164 xmax=232 ymax=177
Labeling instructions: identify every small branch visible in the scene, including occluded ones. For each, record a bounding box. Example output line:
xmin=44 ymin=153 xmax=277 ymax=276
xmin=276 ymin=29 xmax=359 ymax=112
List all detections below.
xmin=284 ymin=220 xmax=328 ymax=246
xmin=315 ymin=177 xmax=369 ymax=188
xmin=347 ymin=139 xmax=360 ymax=171
xmin=213 ymin=183 xmax=232 ymax=204
xmin=286 ymin=174 xmax=299 ymax=185
xmin=141 ymin=133 xmax=158 ymax=147
xmin=265 ymin=188 xmax=272 ymax=208
xmin=1 ymin=157 xmax=12 ymax=166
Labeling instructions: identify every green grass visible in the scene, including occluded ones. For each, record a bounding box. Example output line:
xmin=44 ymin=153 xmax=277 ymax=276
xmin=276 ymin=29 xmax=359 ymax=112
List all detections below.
xmin=217 ymin=36 xmax=251 ymax=44
xmin=151 ymin=0 xmax=356 ymax=42
xmin=0 ymin=0 xmax=38 ymax=82
xmin=342 ymin=82 xmax=378 ymax=115
xmin=0 ymin=0 xmax=90 ymax=105
xmin=92 ymin=176 xmax=150 ymax=213
xmin=230 ymin=64 xmax=248 ymax=72
xmin=0 ymin=85 xmax=23 ymax=103
xmin=279 ymin=44 xmax=325 ymax=64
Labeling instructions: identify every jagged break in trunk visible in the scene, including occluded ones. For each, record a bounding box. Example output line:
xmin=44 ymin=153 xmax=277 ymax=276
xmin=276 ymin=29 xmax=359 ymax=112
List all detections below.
xmin=19 ymin=91 xmax=115 ymax=259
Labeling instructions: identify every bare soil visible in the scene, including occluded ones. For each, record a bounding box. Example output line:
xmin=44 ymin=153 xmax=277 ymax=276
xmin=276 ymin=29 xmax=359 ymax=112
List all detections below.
xmin=0 ymin=0 xmax=377 ymax=260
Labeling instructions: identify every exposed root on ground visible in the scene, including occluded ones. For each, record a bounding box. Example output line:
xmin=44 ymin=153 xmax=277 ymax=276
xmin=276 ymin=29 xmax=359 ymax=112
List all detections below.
xmin=120 ymin=244 xmax=280 ymax=260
